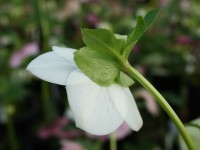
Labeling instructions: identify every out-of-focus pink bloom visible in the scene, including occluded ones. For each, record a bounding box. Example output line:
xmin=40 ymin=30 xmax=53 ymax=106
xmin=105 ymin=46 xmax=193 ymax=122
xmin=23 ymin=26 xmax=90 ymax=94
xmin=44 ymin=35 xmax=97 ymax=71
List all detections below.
xmin=21 ymin=42 xmax=39 ymax=55
xmin=133 ymin=45 xmax=141 ymax=54
xmin=115 ymin=123 xmax=132 ymax=140
xmin=9 ymin=42 xmax=39 ymax=68
xmin=85 ymin=123 xmax=132 ymax=141
xmin=180 ymin=0 xmax=190 ymax=11
xmin=60 ymin=140 xmax=86 ymax=150
xmin=135 ymin=66 xmax=147 ymax=75
xmin=56 ymin=0 xmax=80 ymax=20
xmin=85 ymin=133 xmax=107 ymax=141
xmin=9 ymin=52 xmax=22 ymax=68
xmin=38 ymin=117 xmax=82 ymax=139
xmin=86 ymin=13 xmax=100 ymax=26
xmin=176 ymin=35 xmax=192 ymax=45
xmin=159 ymin=0 xmax=171 ymax=7
xmin=134 ymin=89 xmax=159 ymax=116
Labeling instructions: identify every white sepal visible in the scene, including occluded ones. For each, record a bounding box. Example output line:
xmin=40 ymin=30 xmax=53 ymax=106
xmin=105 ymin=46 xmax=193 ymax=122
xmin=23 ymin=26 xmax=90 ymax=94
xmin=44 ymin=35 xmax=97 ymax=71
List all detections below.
xmin=109 ymin=84 xmax=143 ymax=131
xmin=27 ymin=52 xmax=76 ymax=85
xmin=52 ymin=46 xmax=76 ymax=63
xmin=66 ymin=70 xmax=123 ymax=135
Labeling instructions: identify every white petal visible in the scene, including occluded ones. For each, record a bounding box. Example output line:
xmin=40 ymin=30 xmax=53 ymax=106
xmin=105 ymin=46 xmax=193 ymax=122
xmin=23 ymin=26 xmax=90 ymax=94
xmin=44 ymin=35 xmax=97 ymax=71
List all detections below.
xmin=27 ymin=52 xmax=76 ymax=85
xmin=66 ymin=70 xmax=123 ymax=135
xmin=52 ymin=46 xmax=76 ymax=63
xmin=108 ymin=84 xmax=143 ymax=131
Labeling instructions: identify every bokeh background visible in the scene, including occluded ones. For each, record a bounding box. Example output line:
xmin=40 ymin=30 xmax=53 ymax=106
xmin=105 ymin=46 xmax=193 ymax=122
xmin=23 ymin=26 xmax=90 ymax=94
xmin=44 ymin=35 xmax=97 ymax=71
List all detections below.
xmin=0 ymin=0 xmax=200 ymax=150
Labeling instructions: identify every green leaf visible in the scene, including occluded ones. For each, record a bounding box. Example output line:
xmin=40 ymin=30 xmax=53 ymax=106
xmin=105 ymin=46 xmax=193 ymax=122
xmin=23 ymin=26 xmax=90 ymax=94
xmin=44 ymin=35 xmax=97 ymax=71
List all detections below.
xmin=116 ymin=71 xmax=135 ymax=87
xmin=144 ymin=8 xmax=160 ymax=29
xmin=126 ymin=16 xmax=146 ymax=44
xmin=179 ymin=118 xmax=200 ymax=150
xmin=122 ymin=9 xmax=159 ymax=59
xmin=81 ymin=29 xmax=125 ymax=57
xmin=74 ymin=47 xmax=120 ymax=87
xmin=122 ymin=16 xmax=146 ymax=58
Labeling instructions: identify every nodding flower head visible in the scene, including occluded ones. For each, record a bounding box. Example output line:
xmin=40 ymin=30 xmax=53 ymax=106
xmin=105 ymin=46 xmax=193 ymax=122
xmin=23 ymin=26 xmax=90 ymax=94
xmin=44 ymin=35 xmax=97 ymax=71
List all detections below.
xmin=27 ymin=46 xmax=143 ymax=135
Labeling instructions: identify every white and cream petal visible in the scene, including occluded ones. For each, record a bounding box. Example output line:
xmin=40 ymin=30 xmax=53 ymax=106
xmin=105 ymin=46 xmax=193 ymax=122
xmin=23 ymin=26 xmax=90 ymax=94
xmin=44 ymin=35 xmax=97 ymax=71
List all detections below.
xmin=27 ymin=52 xmax=76 ymax=85
xmin=52 ymin=46 xmax=76 ymax=63
xmin=66 ymin=70 xmax=123 ymax=135
xmin=108 ymin=84 xmax=143 ymax=131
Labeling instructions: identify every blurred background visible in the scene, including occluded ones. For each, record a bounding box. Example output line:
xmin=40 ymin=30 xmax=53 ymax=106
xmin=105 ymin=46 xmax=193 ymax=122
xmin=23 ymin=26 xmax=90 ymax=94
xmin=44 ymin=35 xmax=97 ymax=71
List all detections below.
xmin=0 ymin=0 xmax=200 ymax=150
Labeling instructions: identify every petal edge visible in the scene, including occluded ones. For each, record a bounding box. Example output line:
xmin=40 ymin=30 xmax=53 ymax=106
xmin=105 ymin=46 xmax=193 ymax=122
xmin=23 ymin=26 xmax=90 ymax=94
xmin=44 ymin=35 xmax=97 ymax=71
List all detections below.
xmin=109 ymin=84 xmax=143 ymax=131
xmin=52 ymin=46 xmax=76 ymax=63
xmin=27 ymin=52 xmax=76 ymax=85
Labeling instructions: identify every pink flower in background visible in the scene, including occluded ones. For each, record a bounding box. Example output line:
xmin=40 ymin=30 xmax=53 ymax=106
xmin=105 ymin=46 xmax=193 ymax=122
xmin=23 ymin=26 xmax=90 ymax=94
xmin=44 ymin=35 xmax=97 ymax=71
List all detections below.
xmin=133 ymin=45 xmax=141 ymax=54
xmin=134 ymin=89 xmax=159 ymax=116
xmin=176 ymin=35 xmax=192 ymax=45
xmin=85 ymin=132 xmax=107 ymax=141
xmin=38 ymin=117 xmax=82 ymax=139
xmin=86 ymin=122 xmax=132 ymax=141
xmin=134 ymin=66 xmax=147 ymax=76
xmin=86 ymin=13 xmax=100 ymax=26
xmin=9 ymin=42 xmax=39 ymax=68
xmin=180 ymin=0 xmax=190 ymax=11
xmin=115 ymin=123 xmax=132 ymax=140
xmin=60 ymin=140 xmax=86 ymax=150
xmin=159 ymin=0 xmax=171 ymax=7
xmin=56 ymin=0 xmax=80 ymax=20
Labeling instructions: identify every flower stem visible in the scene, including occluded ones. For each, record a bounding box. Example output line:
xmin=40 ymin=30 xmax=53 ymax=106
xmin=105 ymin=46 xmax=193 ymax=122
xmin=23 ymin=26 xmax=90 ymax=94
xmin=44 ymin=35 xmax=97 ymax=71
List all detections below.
xmin=5 ymin=105 xmax=19 ymax=150
xmin=125 ymin=62 xmax=195 ymax=150
xmin=34 ymin=0 xmax=56 ymax=122
xmin=110 ymin=132 xmax=117 ymax=150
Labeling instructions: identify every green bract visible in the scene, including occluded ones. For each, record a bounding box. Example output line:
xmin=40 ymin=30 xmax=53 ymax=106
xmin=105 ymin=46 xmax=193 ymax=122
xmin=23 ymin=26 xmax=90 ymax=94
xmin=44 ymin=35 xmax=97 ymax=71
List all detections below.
xmin=123 ymin=8 xmax=160 ymax=59
xmin=144 ymin=8 xmax=160 ymax=28
xmin=74 ymin=9 xmax=159 ymax=87
xmin=122 ymin=16 xmax=146 ymax=59
xmin=117 ymin=71 xmax=135 ymax=87
xmin=74 ymin=47 xmax=120 ymax=86
xmin=81 ymin=29 xmax=125 ymax=57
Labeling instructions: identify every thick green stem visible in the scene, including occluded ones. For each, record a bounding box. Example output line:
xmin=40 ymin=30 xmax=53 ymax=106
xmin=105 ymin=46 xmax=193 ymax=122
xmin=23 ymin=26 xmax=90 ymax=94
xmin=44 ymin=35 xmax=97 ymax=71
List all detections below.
xmin=110 ymin=132 xmax=117 ymax=150
xmin=125 ymin=62 xmax=195 ymax=150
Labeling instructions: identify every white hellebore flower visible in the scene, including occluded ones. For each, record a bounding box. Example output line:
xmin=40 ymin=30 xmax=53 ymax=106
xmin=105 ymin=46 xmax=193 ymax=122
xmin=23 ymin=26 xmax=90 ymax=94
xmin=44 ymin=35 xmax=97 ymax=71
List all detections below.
xmin=27 ymin=46 xmax=143 ymax=135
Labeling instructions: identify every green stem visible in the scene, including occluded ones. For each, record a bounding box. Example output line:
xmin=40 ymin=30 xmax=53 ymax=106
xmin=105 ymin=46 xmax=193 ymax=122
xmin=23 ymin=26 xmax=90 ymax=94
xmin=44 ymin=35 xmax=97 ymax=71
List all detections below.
xmin=34 ymin=0 xmax=56 ymax=122
xmin=33 ymin=0 xmax=50 ymax=48
xmin=125 ymin=62 xmax=195 ymax=150
xmin=41 ymin=82 xmax=51 ymax=122
xmin=5 ymin=106 xmax=19 ymax=150
xmin=110 ymin=132 xmax=117 ymax=150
